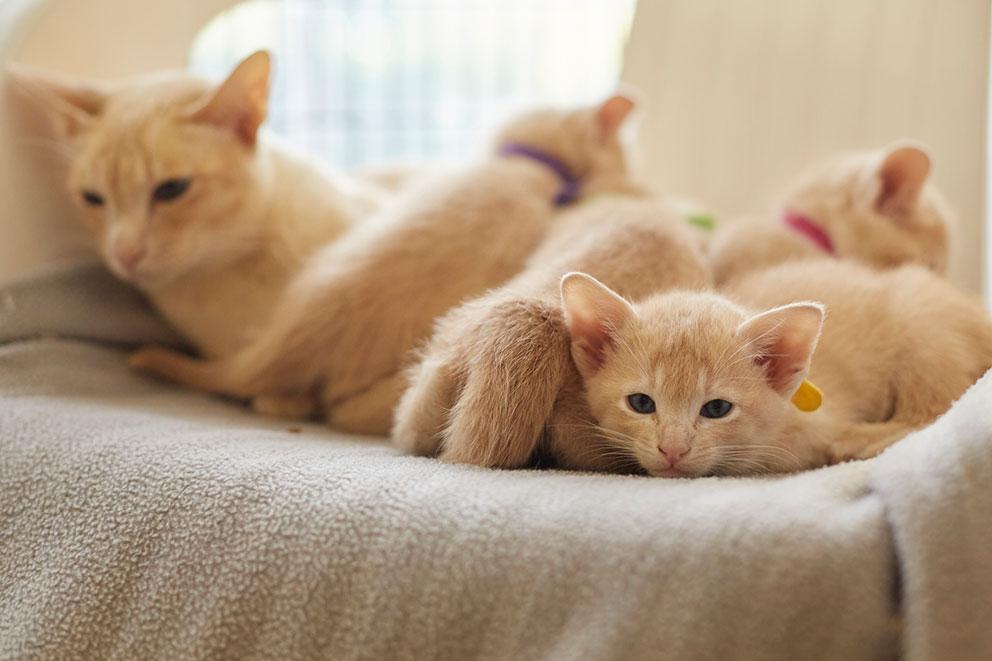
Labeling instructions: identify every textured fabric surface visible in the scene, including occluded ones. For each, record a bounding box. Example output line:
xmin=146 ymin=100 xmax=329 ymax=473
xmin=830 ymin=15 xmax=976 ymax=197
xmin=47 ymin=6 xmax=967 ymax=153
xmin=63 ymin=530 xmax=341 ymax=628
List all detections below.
xmin=868 ymin=375 xmax=992 ymax=661
xmin=0 ymin=268 xmax=990 ymax=660
xmin=0 ymin=266 xmax=182 ymax=348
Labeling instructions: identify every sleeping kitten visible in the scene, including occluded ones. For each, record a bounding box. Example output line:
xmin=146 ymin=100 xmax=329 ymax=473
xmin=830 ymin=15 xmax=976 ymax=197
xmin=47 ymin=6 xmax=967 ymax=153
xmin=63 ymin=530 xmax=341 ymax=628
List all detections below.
xmin=9 ymin=51 xmax=384 ymax=357
xmin=560 ymin=260 xmax=992 ymax=477
xmin=392 ymin=195 xmax=710 ymax=466
xmin=129 ymin=93 xmax=641 ymax=433
xmin=709 ymin=143 xmax=953 ymax=285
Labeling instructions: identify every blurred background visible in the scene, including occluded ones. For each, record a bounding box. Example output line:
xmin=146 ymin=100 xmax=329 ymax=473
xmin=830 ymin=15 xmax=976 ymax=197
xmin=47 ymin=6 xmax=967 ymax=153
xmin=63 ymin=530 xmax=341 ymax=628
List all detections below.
xmin=0 ymin=0 xmax=989 ymax=297
xmin=191 ymin=0 xmax=637 ymax=168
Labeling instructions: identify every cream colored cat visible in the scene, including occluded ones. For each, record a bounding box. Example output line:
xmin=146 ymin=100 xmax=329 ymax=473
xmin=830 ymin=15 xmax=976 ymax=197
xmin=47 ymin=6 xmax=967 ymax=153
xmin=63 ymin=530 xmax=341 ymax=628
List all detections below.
xmin=559 ymin=260 xmax=992 ymax=477
xmin=709 ymin=143 xmax=953 ymax=286
xmin=9 ymin=51 xmax=383 ymax=357
xmin=392 ymin=195 xmax=710 ymax=466
xmin=129 ymin=94 xmax=641 ymax=432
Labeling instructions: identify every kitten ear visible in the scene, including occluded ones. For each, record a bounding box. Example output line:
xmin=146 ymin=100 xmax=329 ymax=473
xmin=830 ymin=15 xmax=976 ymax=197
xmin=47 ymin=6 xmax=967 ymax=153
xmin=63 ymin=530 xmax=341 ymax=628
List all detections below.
xmin=189 ymin=50 xmax=271 ymax=146
xmin=874 ymin=142 xmax=931 ymax=216
xmin=594 ymin=91 xmax=638 ymax=138
xmin=560 ymin=272 xmax=635 ymax=375
xmin=737 ymin=302 xmax=825 ymax=397
xmin=6 ymin=64 xmax=108 ymax=138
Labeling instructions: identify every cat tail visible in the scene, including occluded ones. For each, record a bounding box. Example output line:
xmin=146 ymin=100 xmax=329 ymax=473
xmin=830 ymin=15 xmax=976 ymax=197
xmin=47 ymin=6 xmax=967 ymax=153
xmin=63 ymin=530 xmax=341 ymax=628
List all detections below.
xmin=128 ymin=346 xmax=258 ymax=398
xmin=128 ymin=262 xmax=359 ymax=397
xmin=128 ymin=308 xmax=331 ymax=398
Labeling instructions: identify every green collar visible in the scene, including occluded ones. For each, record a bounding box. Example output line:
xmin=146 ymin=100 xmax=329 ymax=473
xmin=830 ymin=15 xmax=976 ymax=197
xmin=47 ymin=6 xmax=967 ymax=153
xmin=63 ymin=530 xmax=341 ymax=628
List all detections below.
xmin=580 ymin=195 xmax=717 ymax=232
xmin=686 ymin=213 xmax=716 ymax=232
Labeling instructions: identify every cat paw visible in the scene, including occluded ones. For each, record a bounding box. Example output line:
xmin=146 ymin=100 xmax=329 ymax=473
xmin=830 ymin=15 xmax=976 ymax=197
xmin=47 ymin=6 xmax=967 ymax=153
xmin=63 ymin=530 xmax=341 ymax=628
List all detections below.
xmin=327 ymin=372 xmax=407 ymax=435
xmin=251 ymin=393 xmax=318 ymax=420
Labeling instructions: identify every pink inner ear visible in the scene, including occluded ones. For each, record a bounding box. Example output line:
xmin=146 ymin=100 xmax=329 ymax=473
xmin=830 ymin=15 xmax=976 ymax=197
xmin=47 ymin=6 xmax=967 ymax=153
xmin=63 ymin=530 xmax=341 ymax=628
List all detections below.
xmin=595 ymin=96 xmax=635 ymax=136
xmin=740 ymin=303 xmax=823 ymax=396
xmin=754 ymin=352 xmax=804 ymax=393
xmin=572 ymin=318 xmax=614 ymax=371
xmin=876 ymin=146 xmax=930 ymax=215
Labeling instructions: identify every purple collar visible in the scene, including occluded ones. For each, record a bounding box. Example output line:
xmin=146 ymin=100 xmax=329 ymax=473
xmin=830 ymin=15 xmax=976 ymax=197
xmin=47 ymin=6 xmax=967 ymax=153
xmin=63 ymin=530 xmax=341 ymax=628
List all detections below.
xmin=782 ymin=210 xmax=836 ymax=256
xmin=498 ymin=143 xmax=580 ymax=206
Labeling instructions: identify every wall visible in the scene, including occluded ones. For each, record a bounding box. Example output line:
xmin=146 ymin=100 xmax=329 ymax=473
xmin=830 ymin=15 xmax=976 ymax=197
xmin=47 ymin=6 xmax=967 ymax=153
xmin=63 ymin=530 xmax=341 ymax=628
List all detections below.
xmin=622 ymin=0 xmax=990 ymax=295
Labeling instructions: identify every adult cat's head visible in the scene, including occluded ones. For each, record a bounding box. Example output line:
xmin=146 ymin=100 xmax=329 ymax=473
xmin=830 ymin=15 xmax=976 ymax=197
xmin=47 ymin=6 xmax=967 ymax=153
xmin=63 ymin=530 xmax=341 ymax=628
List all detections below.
xmin=561 ymin=272 xmax=824 ymax=477
xmin=777 ymin=142 xmax=952 ymax=274
xmin=9 ymin=51 xmax=274 ymax=288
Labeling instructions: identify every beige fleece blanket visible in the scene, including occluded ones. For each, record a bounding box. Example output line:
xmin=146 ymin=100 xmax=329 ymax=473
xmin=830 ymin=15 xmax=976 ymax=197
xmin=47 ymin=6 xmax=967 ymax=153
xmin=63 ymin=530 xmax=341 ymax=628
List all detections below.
xmin=0 ymin=268 xmax=990 ymax=661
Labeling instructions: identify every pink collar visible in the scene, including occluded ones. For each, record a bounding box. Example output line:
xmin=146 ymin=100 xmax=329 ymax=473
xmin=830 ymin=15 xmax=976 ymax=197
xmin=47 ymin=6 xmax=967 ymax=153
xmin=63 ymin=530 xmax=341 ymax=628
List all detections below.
xmin=782 ymin=211 xmax=836 ymax=256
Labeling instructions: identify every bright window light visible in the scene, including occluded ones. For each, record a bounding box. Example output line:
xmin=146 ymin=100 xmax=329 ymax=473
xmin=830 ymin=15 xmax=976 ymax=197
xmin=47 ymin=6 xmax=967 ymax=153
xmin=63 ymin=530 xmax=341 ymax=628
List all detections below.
xmin=189 ymin=0 xmax=636 ymax=168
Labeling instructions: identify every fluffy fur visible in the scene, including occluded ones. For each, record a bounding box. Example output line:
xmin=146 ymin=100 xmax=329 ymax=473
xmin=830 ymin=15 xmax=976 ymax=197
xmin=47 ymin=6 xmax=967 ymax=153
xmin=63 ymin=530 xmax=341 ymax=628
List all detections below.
xmin=9 ymin=52 xmax=383 ymax=357
xmin=391 ymin=195 xmax=711 ymax=467
xmin=709 ymin=143 xmax=953 ymax=285
xmin=128 ymin=94 xmax=641 ymax=433
xmin=562 ymin=260 xmax=992 ymax=477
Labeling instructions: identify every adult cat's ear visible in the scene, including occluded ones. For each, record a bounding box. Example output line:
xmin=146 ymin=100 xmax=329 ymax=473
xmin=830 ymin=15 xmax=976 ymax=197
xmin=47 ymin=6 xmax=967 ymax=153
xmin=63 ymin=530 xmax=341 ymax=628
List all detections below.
xmin=874 ymin=142 xmax=931 ymax=216
xmin=5 ymin=64 xmax=108 ymax=138
xmin=189 ymin=50 xmax=271 ymax=146
xmin=561 ymin=272 xmax=635 ymax=375
xmin=737 ymin=302 xmax=824 ymax=397
xmin=594 ymin=90 xmax=638 ymax=138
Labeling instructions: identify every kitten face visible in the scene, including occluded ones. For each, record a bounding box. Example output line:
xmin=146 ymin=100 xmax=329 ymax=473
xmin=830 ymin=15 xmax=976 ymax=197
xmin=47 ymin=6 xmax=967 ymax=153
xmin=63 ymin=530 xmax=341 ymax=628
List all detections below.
xmin=561 ymin=273 xmax=823 ymax=477
xmin=779 ymin=143 xmax=950 ymax=274
xmin=12 ymin=52 xmax=272 ymax=289
xmin=493 ymin=93 xmax=637 ymax=190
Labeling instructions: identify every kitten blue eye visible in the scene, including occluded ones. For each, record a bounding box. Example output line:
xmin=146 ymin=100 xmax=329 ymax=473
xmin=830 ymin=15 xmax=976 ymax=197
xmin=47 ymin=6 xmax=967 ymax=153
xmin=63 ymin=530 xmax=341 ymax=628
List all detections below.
xmin=626 ymin=393 xmax=656 ymax=414
xmin=81 ymin=190 xmax=104 ymax=207
xmin=700 ymin=399 xmax=733 ymax=419
xmin=152 ymin=178 xmax=192 ymax=202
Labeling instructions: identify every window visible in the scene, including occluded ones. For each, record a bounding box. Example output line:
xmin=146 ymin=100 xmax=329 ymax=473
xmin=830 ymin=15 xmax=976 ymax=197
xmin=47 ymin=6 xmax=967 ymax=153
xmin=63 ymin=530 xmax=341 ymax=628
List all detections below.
xmin=189 ymin=0 xmax=636 ymax=169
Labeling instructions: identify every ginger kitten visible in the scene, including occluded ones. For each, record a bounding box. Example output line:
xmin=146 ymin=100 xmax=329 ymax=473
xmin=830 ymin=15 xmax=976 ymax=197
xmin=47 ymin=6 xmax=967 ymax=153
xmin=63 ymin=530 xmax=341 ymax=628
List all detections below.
xmin=709 ymin=143 xmax=953 ymax=285
xmin=129 ymin=94 xmax=641 ymax=433
xmin=9 ymin=51 xmax=383 ymax=357
xmin=560 ymin=260 xmax=992 ymax=477
xmin=392 ymin=195 xmax=711 ymax=466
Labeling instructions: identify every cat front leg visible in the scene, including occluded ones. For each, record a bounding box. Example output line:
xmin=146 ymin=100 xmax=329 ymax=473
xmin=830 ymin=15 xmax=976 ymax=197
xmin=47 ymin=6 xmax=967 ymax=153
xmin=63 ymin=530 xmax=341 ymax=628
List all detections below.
xmin=437 ymin=299 xmax=571 ymax=468
xmin=392 ymin=296 xmax=571 ymax=468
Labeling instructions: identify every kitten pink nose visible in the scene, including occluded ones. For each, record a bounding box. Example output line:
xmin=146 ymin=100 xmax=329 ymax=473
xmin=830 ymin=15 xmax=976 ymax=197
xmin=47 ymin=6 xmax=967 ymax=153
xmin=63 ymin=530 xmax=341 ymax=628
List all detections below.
xmin=114 ymin=243 xmax=146 ymax=272
xmin=659 ymin=445 xmax=689 ymax=465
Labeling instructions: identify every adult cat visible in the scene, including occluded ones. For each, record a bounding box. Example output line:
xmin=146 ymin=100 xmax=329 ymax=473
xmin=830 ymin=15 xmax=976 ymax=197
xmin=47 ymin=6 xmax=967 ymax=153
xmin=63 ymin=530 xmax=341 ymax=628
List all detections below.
xmin=10 ymin=51 xmax=384 ymax=357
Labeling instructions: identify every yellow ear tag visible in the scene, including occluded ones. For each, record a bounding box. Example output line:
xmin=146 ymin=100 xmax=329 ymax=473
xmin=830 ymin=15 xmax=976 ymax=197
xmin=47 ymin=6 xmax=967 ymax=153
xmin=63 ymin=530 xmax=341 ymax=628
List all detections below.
xmin=791 ymin=379 xmax=823 ymax=412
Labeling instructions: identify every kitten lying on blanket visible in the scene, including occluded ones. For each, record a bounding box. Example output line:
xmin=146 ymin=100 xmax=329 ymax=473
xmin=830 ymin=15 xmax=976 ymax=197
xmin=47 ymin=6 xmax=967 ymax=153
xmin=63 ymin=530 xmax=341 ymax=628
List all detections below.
xmin=561 ymin=260 xmax=992 ymax=477
xmin=709 ymin=143 xmax=953 ymax=285
xmin=9 ymin=51 xmax=384 ymax=357
xmin=129 ymin=94 xmax=640 ymax=434
xmin=392 ymin=195 xmax=710 ymax=467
